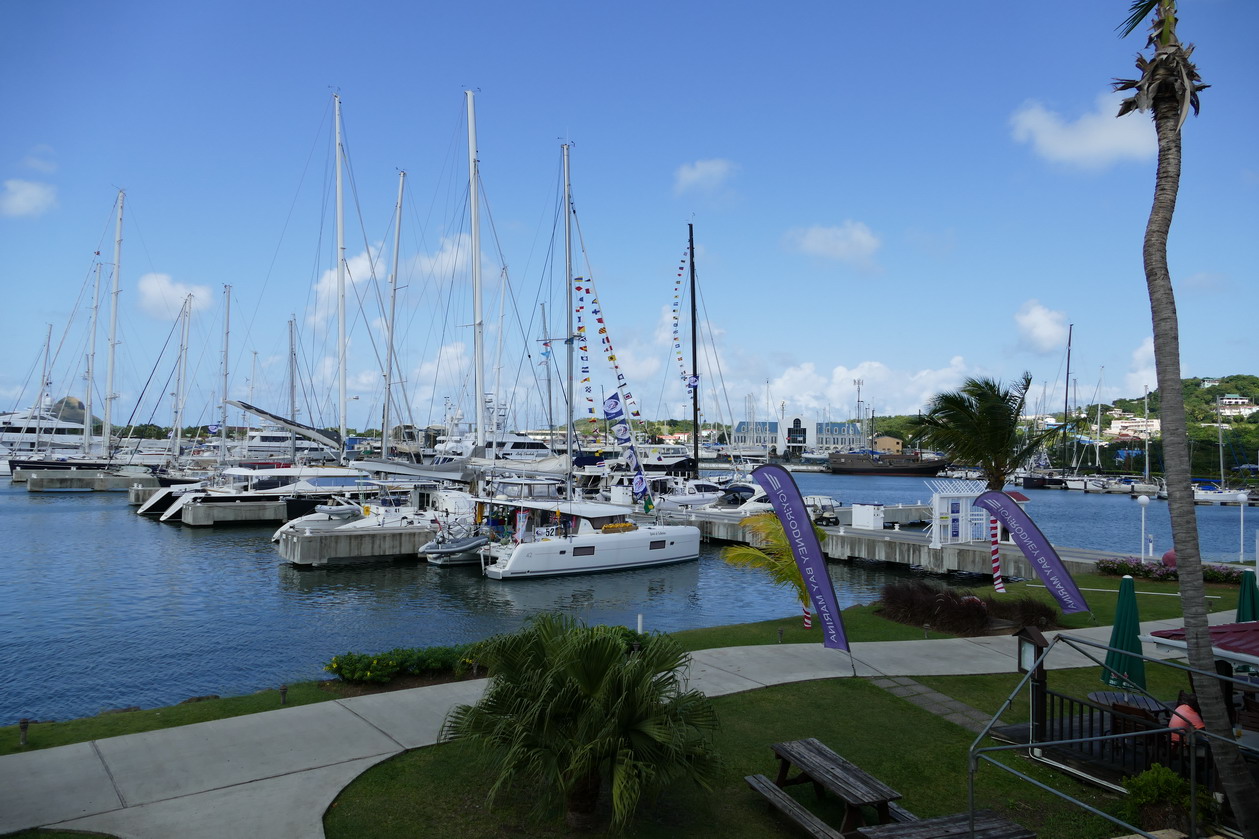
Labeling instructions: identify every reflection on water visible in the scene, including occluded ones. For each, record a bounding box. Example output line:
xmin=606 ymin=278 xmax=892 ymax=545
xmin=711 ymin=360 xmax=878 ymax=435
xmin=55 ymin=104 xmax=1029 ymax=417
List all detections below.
xmin=0 ymin=473 xmax=1246 ymax=722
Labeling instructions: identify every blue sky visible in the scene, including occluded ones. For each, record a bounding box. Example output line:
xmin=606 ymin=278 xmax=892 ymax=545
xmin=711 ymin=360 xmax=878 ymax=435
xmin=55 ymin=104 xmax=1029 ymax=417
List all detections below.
xmin=2 ymin=0 xmax=1255 ymax=434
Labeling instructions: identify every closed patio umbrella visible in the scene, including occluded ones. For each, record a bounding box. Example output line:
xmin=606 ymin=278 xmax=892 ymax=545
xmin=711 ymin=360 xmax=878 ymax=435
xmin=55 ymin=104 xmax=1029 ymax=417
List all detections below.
xmin=1102 ymin=575 xmax=1146 ymax=691
xmin=1238 ymin=568 xmax=1259 ymax=623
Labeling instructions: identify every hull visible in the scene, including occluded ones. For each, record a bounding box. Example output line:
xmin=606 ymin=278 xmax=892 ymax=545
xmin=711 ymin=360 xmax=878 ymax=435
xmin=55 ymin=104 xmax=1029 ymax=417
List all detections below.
xmin=483 ymin=525 xmax=700 ymax=579
xmin=827 ymin=453 xmax=942 ymax=477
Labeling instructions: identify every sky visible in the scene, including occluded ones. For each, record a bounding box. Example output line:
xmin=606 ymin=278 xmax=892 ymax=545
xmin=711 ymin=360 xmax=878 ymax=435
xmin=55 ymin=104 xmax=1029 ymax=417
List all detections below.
xmin=2 ymin=0 xmax=1255 ymax=435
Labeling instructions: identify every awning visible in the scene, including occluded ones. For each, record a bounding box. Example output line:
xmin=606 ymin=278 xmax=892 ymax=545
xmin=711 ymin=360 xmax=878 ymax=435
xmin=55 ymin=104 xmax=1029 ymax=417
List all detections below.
xmin=1142 ymin=622 xmax=1259 ymax=668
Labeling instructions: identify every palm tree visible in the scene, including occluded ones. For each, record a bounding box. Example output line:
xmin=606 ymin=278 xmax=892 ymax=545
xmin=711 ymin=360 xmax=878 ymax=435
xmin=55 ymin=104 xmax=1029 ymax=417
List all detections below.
xmin=1115 ymin=3 xmax=1257 ymax=833
xmin=441 ymin=613 xmax=723 ymax=831
xmin=722 ymin=513 xmax=826 ymax=619
xmin=908 ymin=372 xmax=1067 ymax=491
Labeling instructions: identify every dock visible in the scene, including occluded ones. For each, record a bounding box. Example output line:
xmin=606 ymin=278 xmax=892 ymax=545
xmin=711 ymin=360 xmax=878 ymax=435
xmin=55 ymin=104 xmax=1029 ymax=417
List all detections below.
xmin=275 ymin=522 xmax=437 ymax=567
xmin=650 ymin=506 xmax=1113 ymax=578
xmin=24 ymin=470 xmax=160 ymax=492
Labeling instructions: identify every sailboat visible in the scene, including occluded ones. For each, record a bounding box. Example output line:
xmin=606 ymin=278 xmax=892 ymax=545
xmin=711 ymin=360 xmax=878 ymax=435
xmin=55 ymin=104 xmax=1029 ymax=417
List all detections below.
xmin=477 ymin=145 xmax=700 ymax=580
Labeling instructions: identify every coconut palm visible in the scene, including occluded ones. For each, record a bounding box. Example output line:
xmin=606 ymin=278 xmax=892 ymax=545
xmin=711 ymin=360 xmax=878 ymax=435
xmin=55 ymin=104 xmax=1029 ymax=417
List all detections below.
xmin=1115 ymin=3 xmax=1257 ymax=833
xmin=722 ymin=513 xmax=827 ymax=618
xmin=441 ymin=613 xmax=722 ymax=831
xmin=908 ymin=372 xmax=1067 ymax=491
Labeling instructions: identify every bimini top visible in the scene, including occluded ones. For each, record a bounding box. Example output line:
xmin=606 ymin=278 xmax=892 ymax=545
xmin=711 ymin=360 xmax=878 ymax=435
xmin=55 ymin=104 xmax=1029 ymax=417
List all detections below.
xmin=1145 ymin=622 xmax=1259 ymax=668
xmin=474 ymin=496 xmax=634 ymax=519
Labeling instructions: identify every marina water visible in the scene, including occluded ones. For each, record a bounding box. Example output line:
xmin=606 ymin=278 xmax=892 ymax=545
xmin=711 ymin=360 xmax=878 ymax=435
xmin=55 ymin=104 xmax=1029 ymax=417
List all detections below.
xmin=1 ymin=473 xmax=1251 ymax=723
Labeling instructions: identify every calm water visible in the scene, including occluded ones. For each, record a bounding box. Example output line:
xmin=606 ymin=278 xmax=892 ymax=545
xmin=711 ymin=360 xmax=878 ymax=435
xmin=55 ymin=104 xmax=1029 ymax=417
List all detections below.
xmin=0 ymin=474 xmax=1251 ymax=722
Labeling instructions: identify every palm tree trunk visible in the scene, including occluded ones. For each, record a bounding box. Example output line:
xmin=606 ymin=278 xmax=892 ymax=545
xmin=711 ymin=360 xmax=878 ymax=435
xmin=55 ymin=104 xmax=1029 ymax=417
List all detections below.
xmin=1146 ymin=85 xmax=1259 ymax=837
xmin=564 ymin=769 xmax=603 ymax=831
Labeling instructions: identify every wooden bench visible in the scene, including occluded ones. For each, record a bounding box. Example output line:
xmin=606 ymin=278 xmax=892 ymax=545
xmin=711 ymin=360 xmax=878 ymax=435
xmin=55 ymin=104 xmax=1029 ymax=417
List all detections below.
xmin=745 ymin=774 xmax=844 ymax=839
xmin=853 ymin=809 xmax=1034 ymax=839
xmin=770 ymin=737 xmax=906 ymax=832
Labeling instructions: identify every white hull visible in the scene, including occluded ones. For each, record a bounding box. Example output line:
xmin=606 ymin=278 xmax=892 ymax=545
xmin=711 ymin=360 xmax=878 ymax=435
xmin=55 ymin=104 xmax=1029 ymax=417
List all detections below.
xmin=482 ymin=524 xmax=700 ymax=579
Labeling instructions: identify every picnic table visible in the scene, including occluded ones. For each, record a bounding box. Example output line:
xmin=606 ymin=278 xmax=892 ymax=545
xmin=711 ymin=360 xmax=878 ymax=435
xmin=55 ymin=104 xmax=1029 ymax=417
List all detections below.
xmin=854 ymin=809 xmax=1035 ymax=839
xmin=770 ymin=737 xmax=905 ymax=832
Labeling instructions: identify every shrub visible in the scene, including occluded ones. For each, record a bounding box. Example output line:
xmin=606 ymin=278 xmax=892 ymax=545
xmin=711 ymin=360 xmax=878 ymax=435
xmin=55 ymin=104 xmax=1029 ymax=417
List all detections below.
xmin=325 ymin=643 xmax=471 ymax=684
xmin=878 ymin=580 xmax=1062 ymax=636
xmin=1121 ymin=763 xmax=1215 ymax=834
xmin=1097 ymin=556 xmax=1246 ymax=584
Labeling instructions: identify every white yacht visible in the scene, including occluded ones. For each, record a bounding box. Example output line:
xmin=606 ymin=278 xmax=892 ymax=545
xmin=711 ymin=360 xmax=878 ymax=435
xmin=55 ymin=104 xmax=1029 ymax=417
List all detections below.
xmin=479 ymin=498 xmax=700 ymax=579
xmin=432 ymin=430 xmax=554 ymax=464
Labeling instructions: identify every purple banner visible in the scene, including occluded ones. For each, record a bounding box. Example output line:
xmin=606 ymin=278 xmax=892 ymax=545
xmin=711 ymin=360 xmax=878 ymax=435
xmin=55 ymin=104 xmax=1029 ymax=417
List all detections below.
xmin=752 ymin=465 xmax=849 ymax=651
xmin=972 ymin=490 xmax=1090 ymax=614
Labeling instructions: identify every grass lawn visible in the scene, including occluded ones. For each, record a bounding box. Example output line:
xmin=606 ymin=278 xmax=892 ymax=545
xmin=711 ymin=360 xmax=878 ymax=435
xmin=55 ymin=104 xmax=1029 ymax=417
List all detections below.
xmin=323 ymin=678 xmax=1129 ymax=839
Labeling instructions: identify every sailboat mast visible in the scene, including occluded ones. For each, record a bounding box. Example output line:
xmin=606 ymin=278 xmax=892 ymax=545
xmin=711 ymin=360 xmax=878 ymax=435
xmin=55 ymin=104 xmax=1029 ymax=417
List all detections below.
xmin=1061 ymin=323 xmax=1072 ymax=472
xmin=466 ymin=91 xmax=485 ymax=449
xmin=333 ymin=94 xmax=349 ymax=459
xmin=384 ymin=170 xmax=405 ymax=456
xmin=220 ymin=284 xmax=231 ymax=458
xmin=104 ymin=189 xmax=124 ymax=459
xmin=84 ymin=261 xmax=100 ymax=455
xmin=1143 ymin=386 xmax=1151 ymax=482
xmin=562 ymin=143 xmax=574 ymax=499
xmin=688 ymin=223 xmax=700 ymax=478
xmin=288 ymin=317 xmax=298 ymax=462
xmin=174 ymin=295 xmax=191 ymax=458
xmin=36 ymin=326 xmax=51 ymax=451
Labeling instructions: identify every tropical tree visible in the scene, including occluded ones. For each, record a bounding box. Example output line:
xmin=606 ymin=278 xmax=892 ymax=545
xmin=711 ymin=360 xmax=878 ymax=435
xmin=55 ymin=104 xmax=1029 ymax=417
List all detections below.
xmin=908 ymin=372 xmax=1068 ymax=491
xmin=722 ymin=513 xmax=826 ymax=622
xmin=440 ymin=614 xmax=722 ymax=831
xmin=1115 ymin=3 xmax=1258 ymax=833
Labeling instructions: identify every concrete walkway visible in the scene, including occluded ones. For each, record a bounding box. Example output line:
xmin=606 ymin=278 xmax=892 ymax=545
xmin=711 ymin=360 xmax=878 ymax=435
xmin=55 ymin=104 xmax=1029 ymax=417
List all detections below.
xmin=0 ymin=612 xmax=1235 ymax=838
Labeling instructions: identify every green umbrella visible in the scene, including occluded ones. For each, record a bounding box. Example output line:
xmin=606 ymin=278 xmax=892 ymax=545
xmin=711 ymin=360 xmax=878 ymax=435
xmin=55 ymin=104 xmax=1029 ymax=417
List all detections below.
xmin=1102 ymin=575 xmax=1146 ymax=691
xmin=1238 ymin=568 xmax=1259 ymax=622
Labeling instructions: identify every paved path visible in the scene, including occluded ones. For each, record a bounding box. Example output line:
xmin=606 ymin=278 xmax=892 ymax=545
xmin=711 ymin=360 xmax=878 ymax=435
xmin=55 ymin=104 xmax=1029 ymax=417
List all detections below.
xmin=0 ymin=612 xmax=1236 ymax=838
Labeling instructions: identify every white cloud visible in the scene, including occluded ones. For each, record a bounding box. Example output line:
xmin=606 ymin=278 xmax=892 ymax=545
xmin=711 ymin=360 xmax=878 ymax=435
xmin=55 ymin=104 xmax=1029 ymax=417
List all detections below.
xmin=22 ymin=145 xmax=57 ymax=174
xmin=136 ymin=272 xmax=213 ymax=320
xmin=1010 ymin=92 xmax=1155 ymax=169
xmin=310 ymin=246 xmax=382 ymax=329
xmin=0 ymin=179 xmax=57 ymax=217
xmin=673 ymin=158 xmax=738 ymax=195
xmin=1014 ymin=300 xmax=1068 ymax=354
xmin=782 ymin=222 xmax=881 ymax=270
xmin=1123 ymin=337 xmax=1157 ymax=397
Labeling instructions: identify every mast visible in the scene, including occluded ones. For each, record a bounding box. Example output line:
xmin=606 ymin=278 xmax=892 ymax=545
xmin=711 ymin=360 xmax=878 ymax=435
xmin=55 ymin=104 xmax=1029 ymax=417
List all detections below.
xmin=83 ymin=261 xmax=101 ymax=455
xmin=220 ymin=284 xmax=231 ymax=459
xmin=541 ymin=303 xmax=554 ymax=440
xmin=383 ymin=170 xmax=405 ymax=458
xmin=334 ymin=93 xmax=348 ymax=460
xmin=688 ymin=223 xmax=700 ymax=478
xmin=1217 ymin=395 xmax=1226 ymax=487
xmin=1061 ymin=323 xmax=1072 ymax=473
xmin=173 ymin=295 xmax=191 ymax=459
xmin=466 ymin=91 xmax=485 ymax=450
xmin=562 ymin=143 xmax=574 ymax=499
xmin=36 ymin=326 xmax=51 ymax=451
xmin=288 ymin=317 xmax=298 ymax=462
xmin=104 ymin=189 xmax=124 ymax=460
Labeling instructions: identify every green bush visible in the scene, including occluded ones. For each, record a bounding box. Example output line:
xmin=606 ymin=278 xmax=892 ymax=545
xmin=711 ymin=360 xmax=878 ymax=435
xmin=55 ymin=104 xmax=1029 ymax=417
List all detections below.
xmin=326 ymin=644 xmax=471 ymax=684
xmin=1121 ymin=763 xmax=1215 ymax=834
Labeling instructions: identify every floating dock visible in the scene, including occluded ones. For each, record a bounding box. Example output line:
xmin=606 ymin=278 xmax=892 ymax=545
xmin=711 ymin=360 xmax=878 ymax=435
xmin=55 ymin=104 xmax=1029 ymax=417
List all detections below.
xmin=275 ymin=522 xmax=437 ymax=567
xmin=25 ymin=471 xmax=160 ymax=492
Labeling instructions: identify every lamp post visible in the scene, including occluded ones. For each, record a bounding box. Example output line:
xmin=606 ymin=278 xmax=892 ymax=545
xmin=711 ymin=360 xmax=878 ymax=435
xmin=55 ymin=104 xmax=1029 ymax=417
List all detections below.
xmin=1238 ymin=492 xmax=1249 ymax=565
xmin=1137 ymin=495 xmax=1150 ymax=560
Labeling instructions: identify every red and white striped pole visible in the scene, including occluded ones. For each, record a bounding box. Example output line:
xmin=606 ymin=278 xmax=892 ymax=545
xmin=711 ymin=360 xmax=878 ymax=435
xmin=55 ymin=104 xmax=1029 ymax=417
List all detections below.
xmin=802 ymin=602 xmax=813 ymax=629
xmin=990 ymin=516 xmax=1006 ymax=593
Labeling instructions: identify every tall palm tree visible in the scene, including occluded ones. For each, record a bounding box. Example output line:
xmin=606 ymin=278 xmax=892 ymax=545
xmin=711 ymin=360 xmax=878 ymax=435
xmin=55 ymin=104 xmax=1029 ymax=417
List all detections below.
xmin=1115 ymin=3 xmax=1257 ymax=834
xmin=908 ymin=372 xmax=1067 ymax=491
xmin=441 ymin=613 xmax=722 ymax=831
